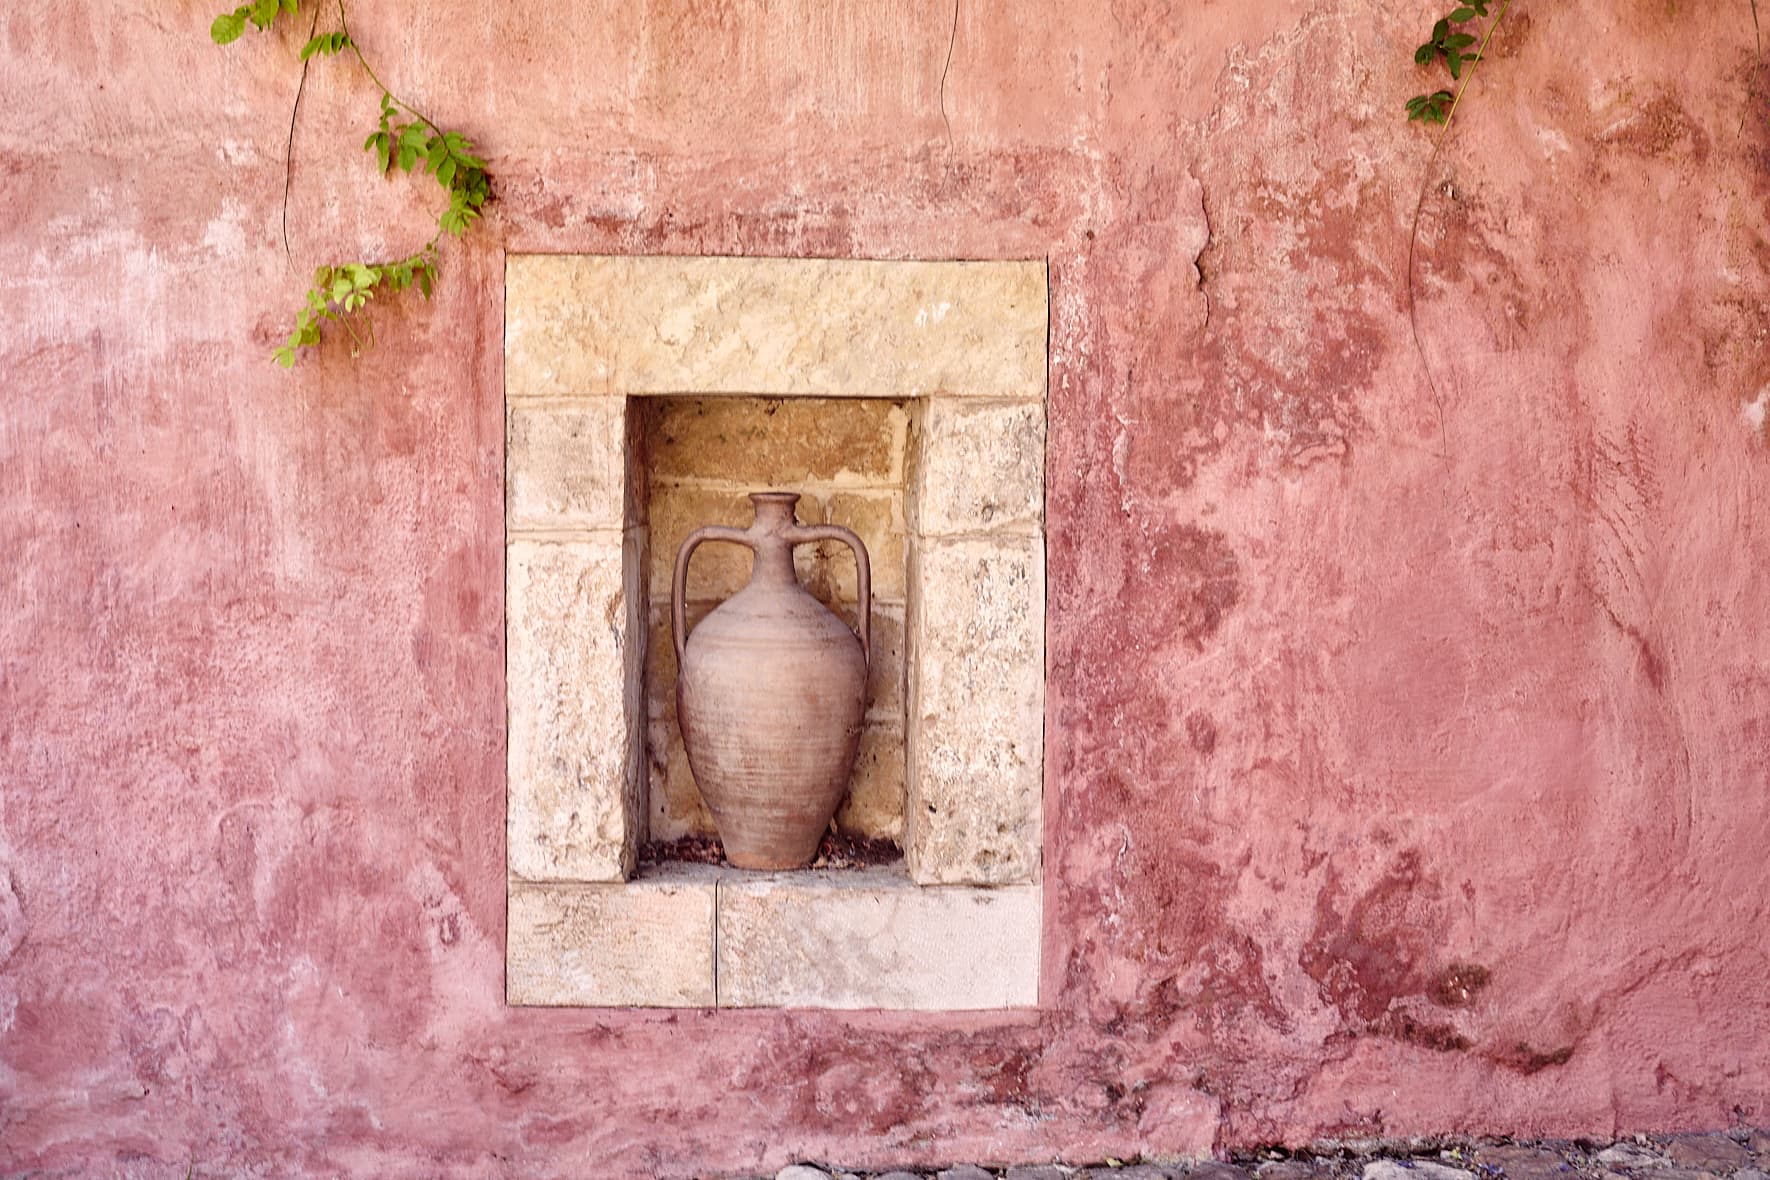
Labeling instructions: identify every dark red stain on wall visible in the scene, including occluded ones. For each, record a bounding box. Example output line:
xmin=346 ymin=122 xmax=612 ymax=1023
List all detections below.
xmin=2 ymin=2 xmax=1769 ymax=1177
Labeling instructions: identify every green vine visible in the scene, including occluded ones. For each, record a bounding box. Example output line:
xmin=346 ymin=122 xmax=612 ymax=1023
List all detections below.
xmin=210 ymin=0 xmax=491 ymax=367
xmin=1402 ymin=0 xmax=1513 ymax=443
xmin=1404 ymin=1 xmax=1497 ymax=125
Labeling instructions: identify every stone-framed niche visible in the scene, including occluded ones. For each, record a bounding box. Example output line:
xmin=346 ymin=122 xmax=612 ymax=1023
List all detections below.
xmin=504 ymin=256 xmax=1046 ymax=1009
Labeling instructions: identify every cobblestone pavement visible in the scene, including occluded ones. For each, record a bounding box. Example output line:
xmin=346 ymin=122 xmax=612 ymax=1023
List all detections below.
xmin=754 ymin=1127 xmax=1770 ymax=1180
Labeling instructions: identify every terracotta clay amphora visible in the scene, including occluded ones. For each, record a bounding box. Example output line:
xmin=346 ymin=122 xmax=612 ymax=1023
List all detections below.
xmin=672 ymin=491 xmax=872 ymax=870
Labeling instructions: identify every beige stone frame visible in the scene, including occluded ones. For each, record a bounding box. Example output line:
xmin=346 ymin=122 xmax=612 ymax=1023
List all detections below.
xmin=504 ymin=256 xmax=1046 ymax=1009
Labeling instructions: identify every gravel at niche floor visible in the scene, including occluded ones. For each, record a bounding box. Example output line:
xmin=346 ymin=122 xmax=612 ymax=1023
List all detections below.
xmin=752 ymin=1128 xmax=1770 ymax=1180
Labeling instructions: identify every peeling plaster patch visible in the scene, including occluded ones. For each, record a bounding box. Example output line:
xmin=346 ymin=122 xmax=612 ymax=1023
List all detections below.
xmin=202 ymin=199 xmax=249 ymax=257
xmin=1536 ymin=127 xmax=1573 ymax=158
xmin=1743 ymin=386 xmax=1768 ymax=435
xmin=216 ymin=139 xmax=260 ymax=166
xmin=407 ymin=863 xmax=480 ymax=959
xmin=1111 ymin=408 xmax=1133 ymax=515
xmin=0 ymin=865 xmax=23 ymax=968
xmin=0 ymin=856 xmax=19 ymax=1040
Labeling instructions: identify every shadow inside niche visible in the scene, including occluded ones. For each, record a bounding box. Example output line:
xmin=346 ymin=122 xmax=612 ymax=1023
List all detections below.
xmin=639 ymin=832 xmax=902 ymax=872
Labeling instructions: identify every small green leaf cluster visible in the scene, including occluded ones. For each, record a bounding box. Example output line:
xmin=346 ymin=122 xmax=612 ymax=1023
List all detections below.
xmin=1405 ymin=90 xmax=1456 ymax=124
xmin=299 ymin=30 xmax=351 ymax=61
xmin=1406 ymin=0 xmax=1492 ymax=124
xmin=210 ymin=0 xmax=494 ymax=366
xmin=273 ymin=247 xmax=438 ymax=367
xmin=211 ymin=0 xmax=298 ymax=45
xmin=363 ymin=93 xmax=490 ymax=237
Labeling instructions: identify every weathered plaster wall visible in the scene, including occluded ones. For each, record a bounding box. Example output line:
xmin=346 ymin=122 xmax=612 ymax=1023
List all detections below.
xmin=2 ymin=2 xmax=1767 ymax=1176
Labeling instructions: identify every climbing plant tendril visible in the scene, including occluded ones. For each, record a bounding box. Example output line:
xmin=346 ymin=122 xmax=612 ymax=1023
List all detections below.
xmin=1403 ymin=0 xmax=1512 ymax=447
xmin=210 ymin=0 xmax=491 ymax=367
xmin=1746 ymin=0 xmax=1763 ymax=137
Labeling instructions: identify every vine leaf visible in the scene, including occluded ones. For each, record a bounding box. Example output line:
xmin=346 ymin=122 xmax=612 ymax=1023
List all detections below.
xmin=211 ymin=0 xmax=298 ymax=44
xmin=272 ymin=248 xmax=440 ymax=368
xmin=1411 ymin=10 xmax=1486 ymax=89
xmin=298 ymin=31 xmax=350 ymax=61
xmin=1402 ymin=0 xmax=1514 ymax=451
xmin=1406 ymin=90 xmax=1456 ymax=125
xmin=210 ymin=12 xmax=248 ymax=43
xmin=211 ymin=0 xmax=492 ymax=366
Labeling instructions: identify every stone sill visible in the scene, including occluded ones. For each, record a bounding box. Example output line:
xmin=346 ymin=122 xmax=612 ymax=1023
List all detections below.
xmin=508 ymin=862 xmax=1041 ymax=1010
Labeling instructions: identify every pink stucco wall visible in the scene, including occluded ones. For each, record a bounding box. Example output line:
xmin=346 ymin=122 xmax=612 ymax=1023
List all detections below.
xmin=3 ymin=2 xmax=1768 ymax=1176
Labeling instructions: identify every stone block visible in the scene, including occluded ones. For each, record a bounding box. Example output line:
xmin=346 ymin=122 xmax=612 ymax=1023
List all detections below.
xmin=505 ymin=399 xmax=630 ymax=532
xmin=1180 ymin=1167 xmax=1247 ymax=1180
xmin=1255 ymin=1165 xmax=1338 ymax=1180
xmin=644 ymin=598 xmax=716 ymax=841
xmin=1666 ymin=1136 xmax=1753 ymax=1171
xmin=1468 ymin=1146 xmax=1571 ymax=1180
xmin=620 ymin=527 xmax=651 ymax=841
xmin=646 ymin=396 xmax=907 ymax=485
xmin=506 ymin=255 xmax=1047 ymax=400
xmin=906 ymin=537 xmax=1044 ymax=885
xmin=1364 ymin=1165 xmax=1472 ymax=1180
xmin=716 ymin=869 xmax=1040 ymax=1008
xmin=504 ymin=256 xmax=614 ymax=400
xmin=646 ymin=714 xmax=715 ymax=840
xmin=1595 ymin=1146 xmax=1665 ymax=1170
xmin=507 ymin=877 xmax=715 ymax=1006
xmin=833 ymin=722 xmax=906 ymax=840
xmin=862 ymin=603 xmax=907 ymax=722
xmin=911 ymin=397 xmax=1045 ymax=536
xmin=507 ymin=536 xmax=644 ymax=882
xmin=803 ymin=491 xmax=906 ymax=603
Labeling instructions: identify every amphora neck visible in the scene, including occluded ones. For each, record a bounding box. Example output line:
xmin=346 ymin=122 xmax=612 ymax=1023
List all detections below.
xmin=745 ymin=492 xmax=802 ymax=587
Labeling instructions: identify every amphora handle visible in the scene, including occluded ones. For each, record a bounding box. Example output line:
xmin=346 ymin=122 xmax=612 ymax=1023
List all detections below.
xmin=671 ymin=523 xmax=873 ymax=667
xmin=784 ymin=523 xmax=871 ymax=665
xmin=672 ymin=526 xmax=751 ymax=668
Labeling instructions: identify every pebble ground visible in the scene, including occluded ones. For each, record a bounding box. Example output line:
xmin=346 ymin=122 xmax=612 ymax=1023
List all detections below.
xmin=753 ymin=1127 xmax=1770 ymax=1180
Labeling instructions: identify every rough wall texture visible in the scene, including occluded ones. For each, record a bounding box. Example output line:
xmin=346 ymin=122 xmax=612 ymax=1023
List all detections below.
xmin=2 ymin=2 xmax=1768 ymax=1177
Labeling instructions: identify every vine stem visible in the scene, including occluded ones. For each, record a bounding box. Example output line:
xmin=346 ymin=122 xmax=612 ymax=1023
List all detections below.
xmin=335 ymin=0 xmax=450 ymax=145
xmin=1405 ymin=0 xmax=1512 ymax=454
xmin=338 ymin=308 xmax=366 ymax=352
xmin=332 ymin=0 xmax=450 ymax=284
xmin=1742 ymin=0 xmax=1762 ymax=138
xmin=282 ymin=1 xmax=321 ymax=259
xmin=939 ymin=0 xmax=959 ymax=148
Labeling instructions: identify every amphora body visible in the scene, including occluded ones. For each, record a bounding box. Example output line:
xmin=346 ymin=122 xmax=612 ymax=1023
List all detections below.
xmin=671 ymin=492 xmax=871 ymax=870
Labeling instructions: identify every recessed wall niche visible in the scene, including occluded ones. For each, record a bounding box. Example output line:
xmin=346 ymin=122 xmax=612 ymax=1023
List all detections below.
xmin=643 ymin=396 xmax=913 ymax=845
xmin=504 ymin=256 xmax=1047 ymax=1009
